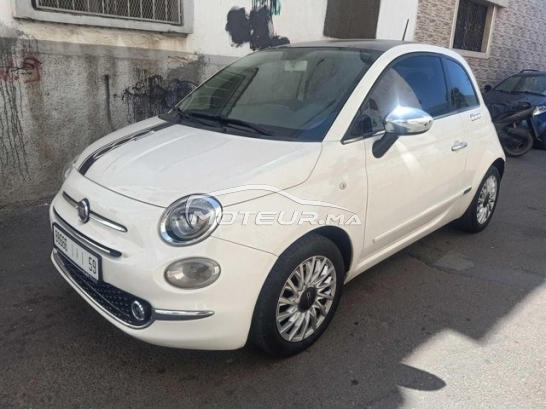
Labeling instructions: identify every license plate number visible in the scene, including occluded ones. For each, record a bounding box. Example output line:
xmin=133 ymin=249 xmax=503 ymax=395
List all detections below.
xmin=53 ymin=224 xmax=101 ymax=281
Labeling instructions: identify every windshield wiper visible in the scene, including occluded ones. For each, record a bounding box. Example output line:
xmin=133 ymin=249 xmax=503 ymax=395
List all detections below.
xmin=160 ymin=109 xmax=224 ymax=128
xmin=222 ymin=118 xmax=274 ymax=136
xmin=185 ymin=111 xmax=274 ymax=136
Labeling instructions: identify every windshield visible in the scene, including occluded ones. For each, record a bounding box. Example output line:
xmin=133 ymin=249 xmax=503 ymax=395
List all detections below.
xmin=495 ymin=74 xmax=546 ymax=96
xmin=174 ymin=47 xmax=382 ymax=141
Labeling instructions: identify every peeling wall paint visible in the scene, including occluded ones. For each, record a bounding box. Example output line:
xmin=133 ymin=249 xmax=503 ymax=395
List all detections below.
xmin=0 ymin=26 xmax=40 ymax=180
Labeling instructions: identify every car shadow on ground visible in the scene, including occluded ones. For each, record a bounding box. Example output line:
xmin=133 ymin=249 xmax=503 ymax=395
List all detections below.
xmin=1 ymin=151 xmax=545 ymax=408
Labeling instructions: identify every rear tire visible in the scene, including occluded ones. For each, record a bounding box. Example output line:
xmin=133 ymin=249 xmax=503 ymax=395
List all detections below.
xmin=456 ymin=166 xmax=501 ymax=233
xmin=250 ymin=234 xmax=344 ymax=357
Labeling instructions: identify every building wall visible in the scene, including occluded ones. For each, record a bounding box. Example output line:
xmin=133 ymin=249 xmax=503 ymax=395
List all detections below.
xmin=414 ymin=0 xmax=546 ymax=87
xmin=413 ymin=0 xmax=456 ymax=48
xmin=0 ymin=0 xmax=328 ymax=207
xmin=376 ymin=0 xmax=419 ymax=41
xmin=467 ymin=0 xmax=546 ymax=87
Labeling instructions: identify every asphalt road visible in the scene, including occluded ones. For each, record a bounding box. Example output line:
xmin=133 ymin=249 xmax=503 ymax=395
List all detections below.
xmin=1 ymin=151 xmax=545 ymax=408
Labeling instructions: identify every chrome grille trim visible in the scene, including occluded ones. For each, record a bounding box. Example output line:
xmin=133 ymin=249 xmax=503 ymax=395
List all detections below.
xmin=53 ymin=208 xmax=123 ymax=257
xmin=62 ymin=192 xmax=128 ymax=233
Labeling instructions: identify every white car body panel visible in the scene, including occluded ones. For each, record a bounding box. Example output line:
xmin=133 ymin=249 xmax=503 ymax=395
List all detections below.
xmin=81 ymin=122 xmax=321 ymax=208
xmin=50 ymin=42 xmax=505 ymax=350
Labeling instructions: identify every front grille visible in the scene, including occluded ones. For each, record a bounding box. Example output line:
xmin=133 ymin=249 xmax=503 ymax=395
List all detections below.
xmin=57 ymin=252 xmax=152 ymax=327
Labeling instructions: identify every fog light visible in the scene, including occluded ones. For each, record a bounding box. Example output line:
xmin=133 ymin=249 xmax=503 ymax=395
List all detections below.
xmin=131 ymin=300 xmax=147 ymax=321
xmin=165 ymin=258 xmax=221 ymax=289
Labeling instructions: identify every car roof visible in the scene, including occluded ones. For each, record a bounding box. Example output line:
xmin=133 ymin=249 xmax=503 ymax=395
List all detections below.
xmin=279 ymin=39 xmax=411 ymax=52
xmin=513 ymin=70 xmax=546 ymax=76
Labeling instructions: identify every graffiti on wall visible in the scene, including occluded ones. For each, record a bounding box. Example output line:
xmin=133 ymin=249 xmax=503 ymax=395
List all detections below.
xmin=0 ymin=29 xmax=40 ymax=179
xmin=119 ymin=73 xmax=197 ymax=123
xmin=0 ymin=56 xmax=41 ymax=83
xmin=117 ymin=56 xmax=205 ymax=123
xmin=226 ymin=1 xmax=290 ymax=51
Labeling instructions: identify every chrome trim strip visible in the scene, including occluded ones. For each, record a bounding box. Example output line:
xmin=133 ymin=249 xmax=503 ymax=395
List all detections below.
xmin=62 ymin=191 xmax=78 ymax=207
xmin=153 ymin=309 xmax=215 ymax=321
xmin=53 ymin=250 xmax=215 ymax=328
xmin=53 ymin=208 xmax=122 ymax=257
xmin=62 ymin=192 xmax=128 ymax=233
xmin=89 ymin=213 xmax=128 ymax=233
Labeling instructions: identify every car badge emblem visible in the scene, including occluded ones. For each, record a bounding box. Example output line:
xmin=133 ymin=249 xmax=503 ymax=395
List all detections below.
xmin=77 ymin=199 xmax=90 ymax=223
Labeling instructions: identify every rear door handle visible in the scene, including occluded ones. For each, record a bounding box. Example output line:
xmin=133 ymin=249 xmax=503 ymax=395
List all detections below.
xmin=452 ymin=141 xmax=468 ymax=152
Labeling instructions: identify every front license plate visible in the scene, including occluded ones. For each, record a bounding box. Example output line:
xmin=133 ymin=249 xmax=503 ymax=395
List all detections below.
xmin=53 ymin=224 xmax=102 ymax=281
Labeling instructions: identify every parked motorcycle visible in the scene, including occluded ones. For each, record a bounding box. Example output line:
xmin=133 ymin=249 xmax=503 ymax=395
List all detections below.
xmin=486 ymin=101 xmax=546 ymax=157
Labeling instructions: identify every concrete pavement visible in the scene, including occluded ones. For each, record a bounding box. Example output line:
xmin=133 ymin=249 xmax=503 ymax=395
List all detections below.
xmin=1 ymin=151 xmax=545 ymax=408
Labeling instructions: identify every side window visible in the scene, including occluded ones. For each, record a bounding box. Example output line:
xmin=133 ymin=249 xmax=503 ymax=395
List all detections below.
xmin=361 ymin=56 xmax=449 ymax=133
xmin=443 ymin=59 xmax=479 ymax=110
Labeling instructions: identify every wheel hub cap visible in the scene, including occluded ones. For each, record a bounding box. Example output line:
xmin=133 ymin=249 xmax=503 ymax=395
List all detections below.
xmin=276 ymin=256 xmax=337 ymax=343
xmin=298 ymin=287 xmax=317 ymax=311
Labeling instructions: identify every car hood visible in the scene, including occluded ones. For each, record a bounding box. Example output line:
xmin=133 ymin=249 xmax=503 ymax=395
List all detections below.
xmin=483 ymin=90 xmax=546 ymax=106
xmin=76 ymin=117 xmax=322 ymax=208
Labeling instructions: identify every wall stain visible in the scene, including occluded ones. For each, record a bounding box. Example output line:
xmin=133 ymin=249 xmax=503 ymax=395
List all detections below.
xmin=118 ymin=71 xmax=197 ymax=123
xmin=0 ymin=57 xmax=41 ymax=83
xmin=104 ymin=74 xmax=115 ymax=131
xmin=117 ymin=56 xmax=205 ymax=123
xmin=0 ymin=29 xmax=40 ymax=179
xmin=226 ymin=4 xmax=290 ymax=51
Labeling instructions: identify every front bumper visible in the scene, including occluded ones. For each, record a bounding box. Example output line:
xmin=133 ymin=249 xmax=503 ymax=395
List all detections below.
xmin=49 ymin=171 xmax=278 ymax=350
xmin=52 ymin=249 xmax=214 ymax=328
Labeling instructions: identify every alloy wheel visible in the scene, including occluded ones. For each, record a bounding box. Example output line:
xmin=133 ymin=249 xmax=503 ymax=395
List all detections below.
xmin=276 ymin=256 xmax=337 ymax=343
xmin=477 ymin=175 xmax=498 ymax=224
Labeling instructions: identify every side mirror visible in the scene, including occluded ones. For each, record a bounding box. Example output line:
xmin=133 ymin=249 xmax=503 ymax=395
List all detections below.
xmin=373 ymin=106 xmax=433 ymax=158
xmin=484 ymin=85 xmax=492 ymax=93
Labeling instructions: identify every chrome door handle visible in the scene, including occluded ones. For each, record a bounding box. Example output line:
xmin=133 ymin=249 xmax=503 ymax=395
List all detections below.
xmin=452 ymin=141 xmax=468 ymax=152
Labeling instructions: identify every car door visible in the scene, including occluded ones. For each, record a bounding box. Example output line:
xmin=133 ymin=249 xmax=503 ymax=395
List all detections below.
xmin=442 ymin=57 xmax=486 ymax=192
xmin=358 ymin=54 xmax=469 ymax=258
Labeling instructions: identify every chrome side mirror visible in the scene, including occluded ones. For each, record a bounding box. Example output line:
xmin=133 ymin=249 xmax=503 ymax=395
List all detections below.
xmin=384 ymin=106 xmax=433 ymax=136
xmin=373 ymin=106 xmax=433 ymax=159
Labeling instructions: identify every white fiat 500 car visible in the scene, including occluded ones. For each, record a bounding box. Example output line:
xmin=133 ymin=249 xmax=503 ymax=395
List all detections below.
xmin=51 ymin=40 xmax=505 ymax=357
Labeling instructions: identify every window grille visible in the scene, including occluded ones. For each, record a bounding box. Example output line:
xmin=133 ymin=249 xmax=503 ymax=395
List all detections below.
xmin=35 ymin=0 xmax=182 ymax=25
xmin=453 ymin=0 xmax=489 ymax=52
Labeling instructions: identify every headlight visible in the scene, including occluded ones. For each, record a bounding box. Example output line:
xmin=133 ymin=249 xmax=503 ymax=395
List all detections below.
xmin=62 ymin=155 xmax=78 ymax=180
xmin=533 ymin=106 xmax=546 ymax=116
xmin=165 ymin=258 xmax=221 ymax=289
xmin=159 ymin=195 xmax=222 ymax=246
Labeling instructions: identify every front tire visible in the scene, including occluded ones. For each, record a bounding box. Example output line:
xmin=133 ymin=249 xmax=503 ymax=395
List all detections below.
xmin=250 ymin=234 xmax=344 ymax=357
xmin=456 ymin=166 xmax=501 ymax=233
xmin=500 ymin=128 xmax=534 ymax=157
